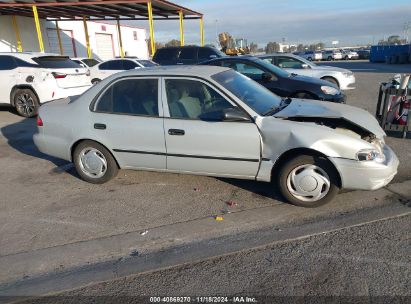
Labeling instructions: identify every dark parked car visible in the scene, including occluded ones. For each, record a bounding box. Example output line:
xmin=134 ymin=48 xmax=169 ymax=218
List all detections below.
xmin=200 ymin=56 xmax=346 ymax=103
xmin=152 ymin=46 xmax=226 ymax=65
xmin=357 ymin=50 xmax=370 ymax=60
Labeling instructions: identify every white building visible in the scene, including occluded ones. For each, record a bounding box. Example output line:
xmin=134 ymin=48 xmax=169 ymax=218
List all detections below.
xmin=0 ymin=16 xmax=149 ymax=60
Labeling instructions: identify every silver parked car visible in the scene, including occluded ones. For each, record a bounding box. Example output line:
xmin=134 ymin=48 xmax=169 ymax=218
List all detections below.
xmin=34 ymin=66 xmax=398 ymax=207
xmin=259 ymin=53 xmax=356 ymax=90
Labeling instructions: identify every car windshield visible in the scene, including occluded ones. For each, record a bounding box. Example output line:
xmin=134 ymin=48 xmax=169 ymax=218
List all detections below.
xmin=32 ymin=56 xmax=82 ymax=69
xmin=82 ymin=59 xmax=100 ymax=67
xmin=212 ymin=69 xmax=282 ymax=115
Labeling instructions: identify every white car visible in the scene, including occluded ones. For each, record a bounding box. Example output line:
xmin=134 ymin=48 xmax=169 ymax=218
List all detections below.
xmin=294 ymin=51 xmax=322 ymax=61
xmin=34 ymin=66 xmax=398 ymax=208
xmin=259 ymin=53 xmax=356 ymax=90
xmin=71 ymin=57 xmax=101 ymax=68
xmin=340 ymin=50 xmax=359 ymax=60
xmin=90 ymin=58 xmax=158 ymax=84
xmin=322 ymin=50 xmax=343 ymax=61
xmin=0 ymin=52 xmax=91 ymax=117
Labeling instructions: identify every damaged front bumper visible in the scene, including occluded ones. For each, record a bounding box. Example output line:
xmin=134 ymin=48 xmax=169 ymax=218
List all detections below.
xmin=330 ymin=145 xmax=399 ymax=191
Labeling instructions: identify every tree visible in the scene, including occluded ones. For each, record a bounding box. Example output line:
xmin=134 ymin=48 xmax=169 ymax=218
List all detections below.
xmin=265 ymin=42 xmax=280 ymax=53
xmin=249 ymin=42 xmax=258 ymax=53
xmin=147 ymin=38 xmax=164 ymax=56
xmin=165 ymin=39 xmax=181 ymax=47
xmin=297 ymin=44 xmax=304 ymax=52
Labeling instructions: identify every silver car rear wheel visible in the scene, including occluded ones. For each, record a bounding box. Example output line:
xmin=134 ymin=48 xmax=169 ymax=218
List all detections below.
xmin=73 ymin=140 xmax=118 ymax=184
xmin=78 ymin=147 xmax=108 ymax=178
xmin=286 ymin=164 xmax=330 ymax=202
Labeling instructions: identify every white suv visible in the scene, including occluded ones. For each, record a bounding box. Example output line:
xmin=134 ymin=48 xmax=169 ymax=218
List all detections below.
xmin=0 ymin=52 xmax=91 ymax=117
xmin=90 ymin=58 xmax=158 ymax=84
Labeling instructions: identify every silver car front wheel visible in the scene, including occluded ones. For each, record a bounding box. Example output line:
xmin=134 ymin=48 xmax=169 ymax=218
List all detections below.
xmin=286 ymin=164 xmax=330 ymax=202
xmin=278 ymin=155 xmax=339 ymax=207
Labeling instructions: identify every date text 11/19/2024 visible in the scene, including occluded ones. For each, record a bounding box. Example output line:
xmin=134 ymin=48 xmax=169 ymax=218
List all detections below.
xmin=149 ymin=296 xmax=258 ymax=303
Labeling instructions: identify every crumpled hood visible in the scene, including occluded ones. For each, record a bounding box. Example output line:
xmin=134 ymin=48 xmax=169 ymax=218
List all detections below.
xmin=273 ymin=99 xmax=385 ymax=138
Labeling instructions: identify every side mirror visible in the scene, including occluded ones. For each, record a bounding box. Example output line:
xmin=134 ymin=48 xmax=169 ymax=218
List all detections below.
xmin=223 ymin=108 xmax=251 ymax=122
xmin=262 ymin=72 xmax=273 ymax=82
xmin=301 ymin=64 xmax=310 ymax=69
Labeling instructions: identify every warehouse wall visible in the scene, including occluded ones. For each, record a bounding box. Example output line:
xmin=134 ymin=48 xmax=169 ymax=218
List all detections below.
xmin=0 ymin=16 xmax=149 ymax=60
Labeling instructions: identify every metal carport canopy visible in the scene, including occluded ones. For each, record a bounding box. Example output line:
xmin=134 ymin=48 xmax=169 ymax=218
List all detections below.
xmin=0 ymin=0 xmax=204 ymax=56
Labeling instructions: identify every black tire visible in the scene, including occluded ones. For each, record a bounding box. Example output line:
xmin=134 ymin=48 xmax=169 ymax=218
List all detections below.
xmin=327 ymin=56 xmax=332 ymax=61
xmin=344 ymin=55 xmax=349 ymax=60
xmin=292 ymin=92 xmax=316 ymax=99
xmin=91 ymin=78 xmax=101 ymax=85
xmin=13 ymin=88 xmax=39 ymax=118
xmin=307 ymin=57 xmax=312 ymax=61
xmin=322 ymin=77 xmax=339 ymax=88
xmin=73 ymin=140 xmax=118 ymax=184
xmin=277 ymin=155 xmax=339 ymax=207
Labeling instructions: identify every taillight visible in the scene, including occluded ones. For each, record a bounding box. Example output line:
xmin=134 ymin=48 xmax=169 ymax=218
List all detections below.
xmin=37 ymin=116 xmax=43 ymax=126
xmin=52 ymin=72 xmax=67 ymax=79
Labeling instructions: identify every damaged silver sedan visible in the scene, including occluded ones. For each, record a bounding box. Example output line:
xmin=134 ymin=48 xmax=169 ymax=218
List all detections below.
xmin=34 ymin=66 xmax=399 ymax=207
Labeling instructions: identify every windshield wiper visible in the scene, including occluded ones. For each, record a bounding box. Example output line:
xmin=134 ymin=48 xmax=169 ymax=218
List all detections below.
xmin=263 ymin=97 xmax=292 ymax=116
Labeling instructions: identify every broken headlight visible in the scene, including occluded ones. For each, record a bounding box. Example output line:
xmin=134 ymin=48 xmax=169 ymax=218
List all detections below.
xmin=356 ymin=149 xmax=385 ymax=163
xmin=321 ymin=86 xmax=339 ymax=95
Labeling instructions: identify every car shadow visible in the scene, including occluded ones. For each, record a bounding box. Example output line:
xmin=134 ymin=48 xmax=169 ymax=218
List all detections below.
xmin=218 ymin=177 xmax=286 ymax=203
xmin=0 ymin=108 xmax=77 ymax=177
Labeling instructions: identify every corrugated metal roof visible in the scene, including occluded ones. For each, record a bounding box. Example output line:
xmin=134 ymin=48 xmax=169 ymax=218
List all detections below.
xmin=0 ymin=0 xmax=202 ymax=20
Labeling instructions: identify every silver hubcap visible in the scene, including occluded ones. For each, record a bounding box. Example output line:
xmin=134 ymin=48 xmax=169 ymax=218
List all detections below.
xmin=16 ymin=93 xmax=35 ymax=116
xmin=286 ymin=164 xmax=331 ymax=202
xmin=78 ymin=147 xmax=107 ymax=178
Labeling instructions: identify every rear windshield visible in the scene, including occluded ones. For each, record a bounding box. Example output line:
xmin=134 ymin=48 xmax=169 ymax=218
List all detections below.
xmin=32 ymin=56 xmax=82 ymax=69
xmin=137 ymin=60 xmax=158 ymax=67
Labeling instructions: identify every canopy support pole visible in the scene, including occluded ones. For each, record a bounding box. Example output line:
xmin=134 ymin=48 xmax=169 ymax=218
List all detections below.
xmin=179 ymin=10 xmax=184 ymax=46
xmin=11 ymin=16 xmax=23 ymax=52
xmin=147 ymin=1 xmax=155 ymax=56
xmin=83 ymin=17 xmax=92 ymax=59
xmin=116 ymin=19 xmax=124 ymax=58
xmin=200 ymin=16 xmax=204 ymax=47
xmin=55 ymin=21 xmax=64 ymax=55
xmin=32 ymin=6 xmax=44 ymax=52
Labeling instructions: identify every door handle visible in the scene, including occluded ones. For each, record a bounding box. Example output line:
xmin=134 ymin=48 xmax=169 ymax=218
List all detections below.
xmin=94 ymin=123 xmax=106 ymax=130
xmin=168 ymin=129 xmax=185 ymax=136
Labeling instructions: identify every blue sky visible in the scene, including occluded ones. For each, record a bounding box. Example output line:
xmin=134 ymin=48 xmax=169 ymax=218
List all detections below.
xmin=128 ymin=0 xmax=411 ymax=47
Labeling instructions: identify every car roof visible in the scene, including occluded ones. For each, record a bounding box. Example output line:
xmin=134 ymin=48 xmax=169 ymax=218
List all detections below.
xmin=0 ymin=52 xmax=66 ymax=59
xmin=257 ymin=53 xmax=301 ymax=59
xmin=111 ymin=65 xmax=230 ymax=77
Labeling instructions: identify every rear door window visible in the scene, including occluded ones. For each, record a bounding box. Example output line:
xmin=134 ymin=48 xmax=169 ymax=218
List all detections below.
xmin=32 ymin=56 xmax=81 ymax=69
xmin=0 ymin=56 xmax=17 ymax=70
xmin=154 ymin=48 xmax=179 ymax=60
xmin=95 ymin=78 xmax=159 ymax=116
xmin=178 ymin=48 xmax=197 ymax=61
